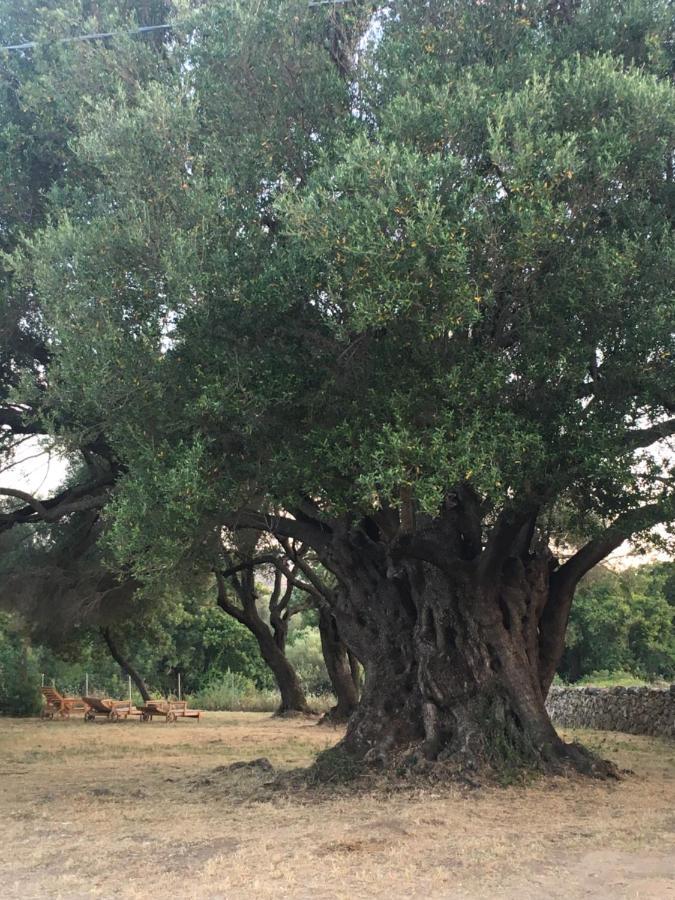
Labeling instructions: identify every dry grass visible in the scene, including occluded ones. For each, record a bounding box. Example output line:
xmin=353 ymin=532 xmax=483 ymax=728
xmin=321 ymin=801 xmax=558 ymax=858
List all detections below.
xmin=0 ymin=712 xmax=673 ymax=899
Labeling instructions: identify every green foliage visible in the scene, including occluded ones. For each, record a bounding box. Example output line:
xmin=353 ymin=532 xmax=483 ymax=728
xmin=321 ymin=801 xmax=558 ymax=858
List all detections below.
xmin=560 ymin=563 xmax=675 ymax=682
xmin=286 ymin=627 xmax=332 ymax=695
xmin=8 ymin=0 xmax=670 ymax=583
xmin=0 ymin=1 xmax=179 ymax=457
xmin=29 ymin=592 xmax=275 ymax=698
xmin=0 ymin=614 xmax=41 ymax=715
xmin=150 ymin=600 xmax=275 ymax=693
xmin=188 ymin=671 xmax=279 ymax=712
xmin=33 ymin=638 xmax=133 ymax=698
xmin=188 ymin=670 xmax=334 ymax=713
xmin=573 ymin=670 xmax=650 ymax=688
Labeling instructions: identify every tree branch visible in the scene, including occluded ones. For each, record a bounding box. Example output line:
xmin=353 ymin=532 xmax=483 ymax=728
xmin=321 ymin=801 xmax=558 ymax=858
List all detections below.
xmin=277 ymin=536 xmax=333 ymax=599
xmin=271 ymin=555 xmax=324 ymax=601
xmin=479 ymin=501 xmax=540 ymax=574
xmin=0 ymin=478 xmax=112 ymax=530
xmin=623 ymin=418 xmax=675 ymax=452
xmin=222 ymin=509 xmax=331 ymax=548
xmin=218 ymin=554 xmax=278 ymax=581
xmin=214 ymin=570 xmax=248 ymax=625
xmin=0 ymin=487 xmax=49 ymax=518
xmin=552 ymin=499 xmax=673 ymax=594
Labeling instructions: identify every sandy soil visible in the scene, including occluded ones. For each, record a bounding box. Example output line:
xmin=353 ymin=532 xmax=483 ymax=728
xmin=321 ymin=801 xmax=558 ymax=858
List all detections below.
xmin=0 ymin=712 xmax=673 ymax=899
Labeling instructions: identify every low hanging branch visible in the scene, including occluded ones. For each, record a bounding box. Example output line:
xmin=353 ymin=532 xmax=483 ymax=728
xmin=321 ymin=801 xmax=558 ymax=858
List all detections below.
xmin=552 ymin=498 xmax=674 ymax=595
xmin=0 ymin=477 xmax=113 ymax=531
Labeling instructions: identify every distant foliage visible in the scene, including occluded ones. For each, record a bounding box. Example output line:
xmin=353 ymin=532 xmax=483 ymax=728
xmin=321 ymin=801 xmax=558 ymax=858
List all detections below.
xmin=0 ymin=615 xmax=41 ymax=716
xmin=28 ymin=592 xmax=275 ymax=699
xmin=287 ymin=627 xmax=332 ymax=695
xmin=161 ymin=603 xmax=275 ymax=693
xmin=188 ymin=670 xmax=334 ymax=713
xmin=189 ymin=671 xmax=279 ymax=712
xmin=560 ymin=563 xmax=675 ymax=682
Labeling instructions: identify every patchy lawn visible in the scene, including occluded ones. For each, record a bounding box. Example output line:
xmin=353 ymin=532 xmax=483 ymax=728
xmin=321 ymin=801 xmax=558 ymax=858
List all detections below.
xmin=0 ymin=712 xmax=673 ymax=899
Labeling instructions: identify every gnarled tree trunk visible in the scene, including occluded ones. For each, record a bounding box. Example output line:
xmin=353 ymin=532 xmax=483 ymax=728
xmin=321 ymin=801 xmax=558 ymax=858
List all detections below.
xmin=315 ymin=513 xmax=605 ymax=774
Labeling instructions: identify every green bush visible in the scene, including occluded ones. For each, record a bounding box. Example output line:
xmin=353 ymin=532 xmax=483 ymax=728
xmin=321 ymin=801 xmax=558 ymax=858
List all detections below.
xmin=0 ymin=615 xmax=42 ymax=716
xmin=188 ymin=670 xmax=280 ymax=712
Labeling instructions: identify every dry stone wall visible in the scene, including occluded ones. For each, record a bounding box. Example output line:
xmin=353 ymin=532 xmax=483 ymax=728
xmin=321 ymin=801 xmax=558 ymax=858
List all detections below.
xmin=546 ymin=685 xmax=674 ymax=738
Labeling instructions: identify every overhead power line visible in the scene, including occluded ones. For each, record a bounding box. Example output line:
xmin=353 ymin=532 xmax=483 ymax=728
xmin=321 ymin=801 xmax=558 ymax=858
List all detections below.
xmin=0 ymin=22 xmax=173 ymax=53
xmin=0 ymin=1 xmax=355 ymax=53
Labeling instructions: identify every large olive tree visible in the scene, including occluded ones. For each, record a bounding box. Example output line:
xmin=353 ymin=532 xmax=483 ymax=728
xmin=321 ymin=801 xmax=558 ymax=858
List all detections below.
xmin=14 ymin=0 xmax=675 ymax=772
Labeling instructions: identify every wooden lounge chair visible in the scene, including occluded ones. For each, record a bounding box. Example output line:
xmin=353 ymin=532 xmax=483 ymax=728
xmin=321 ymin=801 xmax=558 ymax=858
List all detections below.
xmin=137 ymin=700 xmax=164 ymax=722
xmin=138 ymin=699 xmax=201 ymax=723
xmin=82 ymin=696 xmax=140 ymax=722
xmin=40 ymin=686 xmax=86 ymax=719
xmin=169 ymin=700 xmax=201 ymax=721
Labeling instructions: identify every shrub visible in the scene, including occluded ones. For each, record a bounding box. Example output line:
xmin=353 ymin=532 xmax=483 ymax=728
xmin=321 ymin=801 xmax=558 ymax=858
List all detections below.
xmin=188 ymin=670 xmax=280 ymax=712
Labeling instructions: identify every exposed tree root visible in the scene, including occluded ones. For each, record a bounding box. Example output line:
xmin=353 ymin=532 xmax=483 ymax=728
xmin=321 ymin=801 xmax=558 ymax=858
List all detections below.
xmin=301 ymin=732 xmax=621 ymax=792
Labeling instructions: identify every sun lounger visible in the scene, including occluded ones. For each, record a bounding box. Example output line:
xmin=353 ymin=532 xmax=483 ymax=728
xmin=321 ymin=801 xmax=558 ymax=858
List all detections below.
xmin=40 ymin=686 xmax=87 ymax=719
xmin=138 ymin=699 xmax=201 ymax=723
xmin=82 ymin=696 xmax=140 ymax=722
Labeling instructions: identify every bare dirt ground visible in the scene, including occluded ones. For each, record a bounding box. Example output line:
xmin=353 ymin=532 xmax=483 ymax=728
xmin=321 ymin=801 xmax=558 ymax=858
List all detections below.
xmin=0 ymin=712 xmax=673 ymax=900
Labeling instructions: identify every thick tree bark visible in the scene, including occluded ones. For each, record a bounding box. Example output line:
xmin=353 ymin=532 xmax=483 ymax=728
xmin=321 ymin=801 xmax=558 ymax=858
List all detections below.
xmin=348 ymin=650 xmax=362 ymax=693
xmin=314 ymin=517 xmax=607 ymax=775
xmin=317 ymin=604 xmax=360 ymax=722
xmin=222 ymin=496 xmax=644 ymax=774
xmin=100 ymin=626 xmax=151 ymax=702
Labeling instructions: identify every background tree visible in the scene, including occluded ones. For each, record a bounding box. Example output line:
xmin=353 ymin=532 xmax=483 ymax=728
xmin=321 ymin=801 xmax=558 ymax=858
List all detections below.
xmin=215 ymin=537 xmax=317 ymax=715
xmin=0 ymin=612 xmax=41 ymax=715
xmin=560 ymin=563 xmax=675 ymax=682
xmin=7 ymin=0 xmax=675 ymax=774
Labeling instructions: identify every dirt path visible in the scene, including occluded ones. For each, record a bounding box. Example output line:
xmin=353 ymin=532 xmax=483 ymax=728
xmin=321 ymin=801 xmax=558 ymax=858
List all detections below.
xmin=0 ymin=713 xmax=673 ymax=899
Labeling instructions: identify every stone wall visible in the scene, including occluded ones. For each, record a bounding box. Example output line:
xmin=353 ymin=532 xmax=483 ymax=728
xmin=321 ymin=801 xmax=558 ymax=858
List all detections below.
xmin=546 ymin=685 xmax=675 ymax=738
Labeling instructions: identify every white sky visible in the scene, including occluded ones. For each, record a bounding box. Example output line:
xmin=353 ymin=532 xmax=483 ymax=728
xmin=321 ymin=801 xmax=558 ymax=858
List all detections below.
xmin=0 ymin=436 xmax=71 ymax=497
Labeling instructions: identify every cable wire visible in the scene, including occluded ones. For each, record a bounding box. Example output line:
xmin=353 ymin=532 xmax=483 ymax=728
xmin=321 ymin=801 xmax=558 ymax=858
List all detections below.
xmin=0 ymin=22 xmax=173 ymax=53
